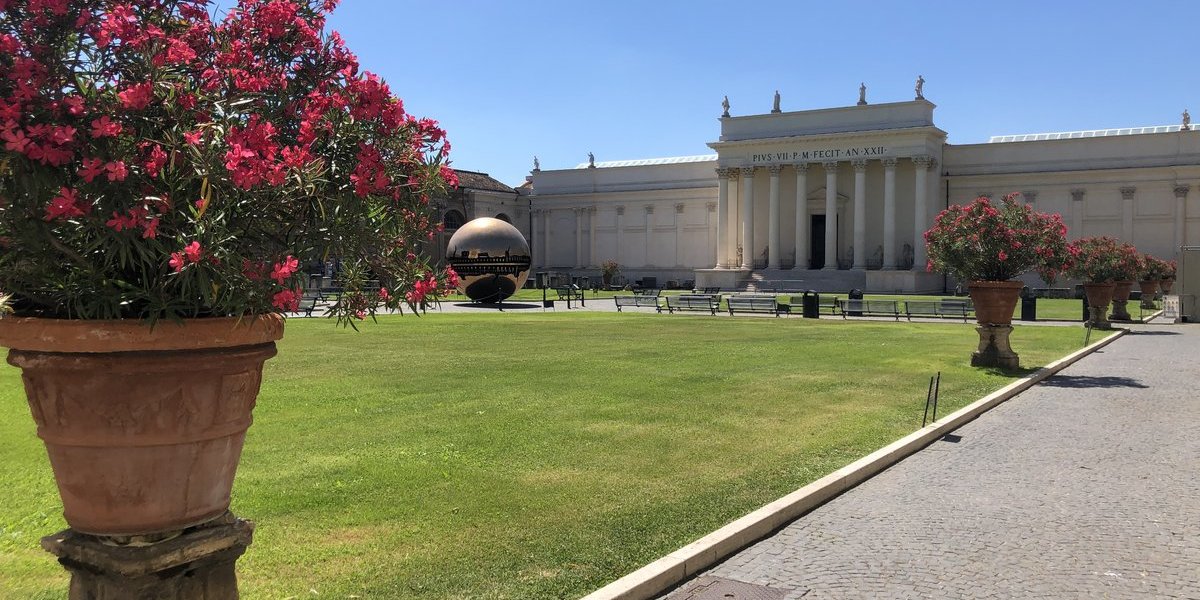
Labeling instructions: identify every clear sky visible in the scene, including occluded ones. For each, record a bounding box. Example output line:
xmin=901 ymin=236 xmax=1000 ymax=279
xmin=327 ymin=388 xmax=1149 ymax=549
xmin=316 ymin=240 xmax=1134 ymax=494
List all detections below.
xmin=327 ymin=0 xmax=1199 ymax=187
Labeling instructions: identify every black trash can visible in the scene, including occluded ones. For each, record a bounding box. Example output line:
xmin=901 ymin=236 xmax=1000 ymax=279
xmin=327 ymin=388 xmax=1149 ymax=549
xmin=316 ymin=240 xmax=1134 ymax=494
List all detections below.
xmin=1020 ymin=287 xmax=1037 ymax=321
xmin=802 ymin=290 xmax=820 ymax=319
xmin=847 ymin=288 xmax=864 ymax=317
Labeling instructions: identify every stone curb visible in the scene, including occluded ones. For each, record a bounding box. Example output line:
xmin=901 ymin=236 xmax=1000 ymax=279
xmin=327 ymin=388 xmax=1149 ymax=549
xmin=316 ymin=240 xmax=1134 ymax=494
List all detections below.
xmin=580 ymin=328 xmax=1129 ymax=600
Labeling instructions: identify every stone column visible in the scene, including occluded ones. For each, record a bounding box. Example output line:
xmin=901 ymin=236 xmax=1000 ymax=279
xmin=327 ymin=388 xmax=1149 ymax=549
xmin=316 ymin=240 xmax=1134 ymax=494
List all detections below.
xmin=767 ymin=164 xmax=782 ymax=269
xmin=882 ymin=157 xmax=897 ymax=269
xmin=588 ymin=206 xmax=597 ymax=268
xmin=644 ymin=205 xmax=654 ymax=266
xmin=1120 ymin=186 xmax=1136 ymax=242
xmin=706 ymin=202 xmax=718 ymax=266
xmin=851 ymin=159 xmax=868 ymax=270
xmin=542 ymin=209 xmax=552 ymax=268
xmin=1175 ymin=185 xmax=1190 ymax=254
xmin=741 ymin=166 xmax=755 ymax=269
xmin=615 ymin=206 xmax=624 ymax=265
xmin=1071 ymin=189 xmax=1085 ymax=237
xmin=674 ymin=203 xmax=685 ymax=267
xmin=715 ymin=168 xmax=732 ymax=268
xmin=822 ymin=161 xmax=839 ymax=270
xmin=574 ymin=208 xmax=583 ymax=269
xmin=794 ymin=163 xmax=809 ymax=269
xmin=912 ymin=155 xmax=932 ymax=271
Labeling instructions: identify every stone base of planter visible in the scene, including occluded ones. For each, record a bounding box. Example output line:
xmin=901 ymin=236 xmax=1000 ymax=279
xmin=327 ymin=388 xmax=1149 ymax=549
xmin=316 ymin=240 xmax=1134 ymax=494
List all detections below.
xmin=40 ymin=512 xmax=252 ymax=599
xmin=1110 ymin=299 xmax=1132 ymax=321
xmin=971 ymin=325 xmax=1019 ymax=369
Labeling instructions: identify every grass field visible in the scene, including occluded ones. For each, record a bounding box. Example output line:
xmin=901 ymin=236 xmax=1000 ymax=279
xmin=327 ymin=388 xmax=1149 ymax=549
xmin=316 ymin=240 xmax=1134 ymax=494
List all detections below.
xmin=0 ymin=313 xmax=1109 ymax=599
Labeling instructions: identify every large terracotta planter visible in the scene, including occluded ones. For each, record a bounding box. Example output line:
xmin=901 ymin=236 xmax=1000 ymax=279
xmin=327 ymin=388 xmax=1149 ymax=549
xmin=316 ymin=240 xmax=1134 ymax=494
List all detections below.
xmin=1082 ymin=282 xmax=1116 ymax=329
xmin=1110 ymin=280 xmax=1134 ymax=321
xmin=1160 ymin=277 xmax=1175 ymax=295
xmin=0 ymin=315 xmax=284 ymax=536
xmin=967 ymin=280 xmax=1023 ymax=326
xmin=1138 ymin=280 xmax=1159 ymax=308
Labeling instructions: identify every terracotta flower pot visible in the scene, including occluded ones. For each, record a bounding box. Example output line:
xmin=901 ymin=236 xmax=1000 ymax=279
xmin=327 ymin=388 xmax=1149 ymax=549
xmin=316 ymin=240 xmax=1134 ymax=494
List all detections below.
xmin=967 ymin=280 xmax=1023 ymax=326
xmin=0 ymin=315 xmax=284 ymax=536
xmin=1110 ymin=280 xmax=1134 ymax=321
xmin=1138 ymin=280 xmax=1159 ymax=308
xmin=1082 ymin=282 xmax=1116 ymax=329
xmin=1160 ymin=277 xmax=1175 ymax=295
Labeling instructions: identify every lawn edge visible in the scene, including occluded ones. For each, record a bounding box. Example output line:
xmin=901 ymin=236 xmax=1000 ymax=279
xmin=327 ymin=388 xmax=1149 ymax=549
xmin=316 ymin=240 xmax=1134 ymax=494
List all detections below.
xmin=581 ymin=327 xmax=1129 ymax=600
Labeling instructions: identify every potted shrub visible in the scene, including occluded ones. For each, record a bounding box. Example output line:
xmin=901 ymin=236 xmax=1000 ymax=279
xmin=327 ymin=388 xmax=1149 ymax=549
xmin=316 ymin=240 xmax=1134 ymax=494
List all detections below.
xmin=0 ymin=0 xmax=456 ymax=587
xmin=1137 ymin=254 xmax=1168 ymax=308
xmin=1161 ymin=259 xmax=1177 ymax=294
xmin=1066 ymin=237 xmax=1133 ymax=329
xmin=1107 ymin=242 xmax=1142 ymax=321
xmin=601 ymin=259 xmax=620 ymax=288
xmin=925 ymin=193 xmax=1072 ymax=367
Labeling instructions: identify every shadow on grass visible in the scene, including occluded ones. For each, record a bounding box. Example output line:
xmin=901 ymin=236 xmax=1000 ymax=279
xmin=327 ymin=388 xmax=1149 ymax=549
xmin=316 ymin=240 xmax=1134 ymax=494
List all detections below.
xmin=977 ymin=366 xmax=1039 ymax=378
xmin=1128 ymin=330 xmax=1181 ymax=336
xmin=1040 ymin=375 xmax=1148 ymax=389
xmin=452 ymin=302 xmax=543 ymax=310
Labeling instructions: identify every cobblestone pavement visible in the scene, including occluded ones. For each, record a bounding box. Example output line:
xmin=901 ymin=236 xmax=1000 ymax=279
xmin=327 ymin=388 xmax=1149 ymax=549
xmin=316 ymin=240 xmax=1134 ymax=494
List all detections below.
xmin=664 ymin=323 xmax=1200 ymax=599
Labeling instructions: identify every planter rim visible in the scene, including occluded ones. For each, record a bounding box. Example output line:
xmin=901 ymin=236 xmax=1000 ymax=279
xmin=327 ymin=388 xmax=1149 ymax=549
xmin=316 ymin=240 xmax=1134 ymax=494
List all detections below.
xmin=0 ymin=314 xmax=284 ymax=353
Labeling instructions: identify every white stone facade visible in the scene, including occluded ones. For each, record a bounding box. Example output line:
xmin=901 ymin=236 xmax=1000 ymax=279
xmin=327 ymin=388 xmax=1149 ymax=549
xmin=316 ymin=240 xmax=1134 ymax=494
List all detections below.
xmin=522 ymin=98 xmax=1200 ymax=292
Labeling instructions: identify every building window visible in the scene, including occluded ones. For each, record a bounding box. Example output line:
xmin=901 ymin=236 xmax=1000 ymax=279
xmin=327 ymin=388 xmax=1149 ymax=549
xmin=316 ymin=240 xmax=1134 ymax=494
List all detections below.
xmin=444 ymin=209 xmax=466 ymax=230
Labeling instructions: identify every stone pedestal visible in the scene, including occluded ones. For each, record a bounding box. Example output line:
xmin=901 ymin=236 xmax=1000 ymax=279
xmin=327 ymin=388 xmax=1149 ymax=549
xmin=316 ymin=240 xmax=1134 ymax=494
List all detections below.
xmin=1110 ymin=299 xmax=1132 ymax=321
xmin=1088 ymin=305 xmax=1112 ymax=330
xmin=971 ymin=325 xmax=1019 ymax=369
xmin=41 ymin=512 xmax=253 ymax=599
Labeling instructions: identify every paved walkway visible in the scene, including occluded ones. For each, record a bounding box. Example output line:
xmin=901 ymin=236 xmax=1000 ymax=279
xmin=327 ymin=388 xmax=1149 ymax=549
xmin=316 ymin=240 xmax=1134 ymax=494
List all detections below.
xmin=663 ymin=323 xmax=1200 ymax=599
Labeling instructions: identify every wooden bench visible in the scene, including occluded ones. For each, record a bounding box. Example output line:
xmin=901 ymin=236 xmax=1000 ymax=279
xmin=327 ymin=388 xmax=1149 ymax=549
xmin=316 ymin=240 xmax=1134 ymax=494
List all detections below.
xmin=614 ymin=295 xmax=662 ymax=312
xmin=665 ymin=294 xmax=719 ymax=315
xmin=727 ymin=295 xmax=781 ymax=316
xmin=841 ymin=299 xmax=901 ymax=320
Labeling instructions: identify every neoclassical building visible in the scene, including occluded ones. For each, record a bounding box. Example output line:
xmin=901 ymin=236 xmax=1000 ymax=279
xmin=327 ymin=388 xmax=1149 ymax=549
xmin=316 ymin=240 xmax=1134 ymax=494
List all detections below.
xmin=507 ymin=91 xmax=1200 ymax=292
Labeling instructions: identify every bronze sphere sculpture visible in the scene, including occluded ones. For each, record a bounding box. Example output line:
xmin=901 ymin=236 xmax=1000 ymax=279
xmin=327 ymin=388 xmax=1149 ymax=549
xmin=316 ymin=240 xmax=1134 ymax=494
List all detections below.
xmin=445 ymin=217 xmax=531 ymax=302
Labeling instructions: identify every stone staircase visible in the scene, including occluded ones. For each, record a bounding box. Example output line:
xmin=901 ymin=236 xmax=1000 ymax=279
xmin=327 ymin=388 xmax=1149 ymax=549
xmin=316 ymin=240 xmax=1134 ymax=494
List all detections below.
xmin=739 ymin=268 xmax=867 ymax=293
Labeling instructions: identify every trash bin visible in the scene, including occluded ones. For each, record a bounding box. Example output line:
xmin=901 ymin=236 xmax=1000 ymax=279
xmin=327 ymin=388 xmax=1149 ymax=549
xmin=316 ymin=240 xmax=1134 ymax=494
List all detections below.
xmin=1020 ymin=287 xmax=1037 ymax=321
xmin=847 ymin=288 xmax=864 ymax=317
xmin=802 ymin=290 xmax=819 ymax=319
xmin=641 ymin=276 xmax=657 ymax=289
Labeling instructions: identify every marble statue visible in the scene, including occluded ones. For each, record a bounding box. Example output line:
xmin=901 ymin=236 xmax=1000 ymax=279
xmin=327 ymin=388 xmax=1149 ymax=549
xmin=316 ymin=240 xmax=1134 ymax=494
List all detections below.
xmin=588 ymin=152 xmax=595 ymax=168
xmin=722 ymin=95 xmax=730 ymax=118
xmin=772 ymin=90 xmax=781 ymax=113
xmin=1183 ymin=109 xmax=1191 ymax=131
xmin=915 ymin=75 xmax=925 ymax=100
xmin=858 ymin=82 xmax=867 ymax=105
xmin=901 ymin=243 xmax=914 ymax=270
xmin=533 ymin=156 xmax=540 ymax=171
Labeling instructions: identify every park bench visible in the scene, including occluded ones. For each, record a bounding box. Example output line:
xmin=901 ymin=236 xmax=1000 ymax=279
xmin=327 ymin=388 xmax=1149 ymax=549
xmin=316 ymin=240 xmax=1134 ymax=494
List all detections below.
xmin=841 ymin=299 xmax=901 ymax=320
xmin=903 ymin=300 xmax=969 ymax=322
xmin=298 ymin=292 xmax=320 ymax=317
xmin=665 ymin=294 xmax=719 ymax=315
xmin=699 ymin=286 xmax=721 ymax=294
xmin=554 ymin=286 xmax=584 ymax=302
xmin=819 ymin=297 xmax=841 ymax=315
xmin=727 ymin=295 xmax=781 ymax=316
xmin=939 ymin=299 xmax=973 ymax=318
xmin=614 ymin=294 xmax=662 ymax=312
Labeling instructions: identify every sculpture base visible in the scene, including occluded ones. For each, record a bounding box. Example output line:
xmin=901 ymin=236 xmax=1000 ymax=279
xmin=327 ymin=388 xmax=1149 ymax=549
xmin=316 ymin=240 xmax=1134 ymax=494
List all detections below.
xmin=971 ymin=325 xmax=1020 ymax=370
xmin=1110 ymin=299 xmax=1132 ymax=321
xmin=41 ymin=512 xmax=252 ymax=600
xmin=1088 ymin=306 xmax=1112 ymax=330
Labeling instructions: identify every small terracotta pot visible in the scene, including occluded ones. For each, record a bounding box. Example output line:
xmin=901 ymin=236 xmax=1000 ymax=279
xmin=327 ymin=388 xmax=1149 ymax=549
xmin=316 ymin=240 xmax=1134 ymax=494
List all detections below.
xmin=1160 ymin=277 xmax=1175 ymax=295
xmin=967 ymin=280 xmax=1023 ymax=326
xmin=0 ymin=315 xmax=284 ymax=536
xmin=1082 ymin=282 xmax=1116 ymax=328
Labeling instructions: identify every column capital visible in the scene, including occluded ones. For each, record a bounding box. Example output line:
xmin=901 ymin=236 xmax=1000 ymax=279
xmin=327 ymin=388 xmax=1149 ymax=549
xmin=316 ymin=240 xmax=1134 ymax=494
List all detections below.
xmin=645 ymin=205 xmax=654 ymax=214
xmin=1120 ymin=186 xmax=1136 ymax=200
xmin=882 ymin=157 xmax=898 ymax=169
xmin=1021 ymin=190 xmax=1038 ymax=203
xmin=767 ymin=164 xmax=783 ymax=176
xmin=707 ymin=201 xmax=717 ymax=212
xmin=851 ymin=159 xmax=868 ymax=172
xmin=1070 ymin=189 xmax=1086 ymax=202
xmin=911 ymin=155 xmax=932 ymax=169
xmin=1174 ymin=184 xmax=1191 ymax=198
xmin=530 ymin=208 xmax=540 ymax=216
xmin=572 ymin=207 xmax=581 ymax=214
xmin=977 ymin=191 xmax=993 ymax=199
xmin=716 ymin=167 xmax=734 ymax=179
xmin=822 ymin=160 xmax=839 ymax=172
xmin=739 ymin=166 xmax=756 ymax=178
xmin=589 ymin=205 xmax=598 ymax=214
xmin=616 ymin=205 xmax=625 ymax=215
xmin=793 ymin=162 xmax=809 ymax=173
xmin=675 ymin=203 xmax=685 ymax=213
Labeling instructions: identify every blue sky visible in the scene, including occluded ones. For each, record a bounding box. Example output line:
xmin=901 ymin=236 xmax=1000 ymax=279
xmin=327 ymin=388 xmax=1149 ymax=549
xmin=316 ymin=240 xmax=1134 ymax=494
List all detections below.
xmin=328 ymin=1 xmax=1198 ymax=187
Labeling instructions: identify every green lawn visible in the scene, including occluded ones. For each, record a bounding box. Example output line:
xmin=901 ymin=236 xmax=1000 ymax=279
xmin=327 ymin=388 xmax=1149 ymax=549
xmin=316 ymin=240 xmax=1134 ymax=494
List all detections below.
xmin=0 ymin=314 xmax=1108 ymax=599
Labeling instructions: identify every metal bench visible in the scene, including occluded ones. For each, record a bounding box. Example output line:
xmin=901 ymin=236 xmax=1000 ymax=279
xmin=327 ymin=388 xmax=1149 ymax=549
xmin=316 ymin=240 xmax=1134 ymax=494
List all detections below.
xmin=727 ymin=295 xmax=781 ymax=316
xmin=298 ymin=293 xmax=320 ymax=317
xmin=665 ymin=294 xmax=719 ymax=315
xmin=554 ymin=286 xmax=584 ymax=302
xmin=614 ymin=295 xmax=662 ymax=312
xmin=819 ymin=297 xmax=841 ymax=315
xmin=841 ymin=299 xmax=901 ymax=320
xmin=939 ymin=299 xmax=974 ymax=319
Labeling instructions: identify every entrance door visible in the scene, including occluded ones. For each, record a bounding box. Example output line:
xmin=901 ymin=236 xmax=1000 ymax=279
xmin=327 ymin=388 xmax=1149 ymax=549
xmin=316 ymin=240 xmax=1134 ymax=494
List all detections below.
xmin=810 ymin=215 xmax=825 ymax=269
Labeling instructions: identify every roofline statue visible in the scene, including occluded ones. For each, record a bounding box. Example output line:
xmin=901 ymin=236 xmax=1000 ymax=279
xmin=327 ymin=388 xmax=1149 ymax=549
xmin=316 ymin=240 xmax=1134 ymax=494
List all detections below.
xmin=721 ymin=95 xmax=730 ymax=118
xmin=915 ymin=75 xmax=925 ymax=100
xmin=857 ymin=82 xmax=867 ymax=106
xmin=771 ymin=90 xmax=781 ymax=113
